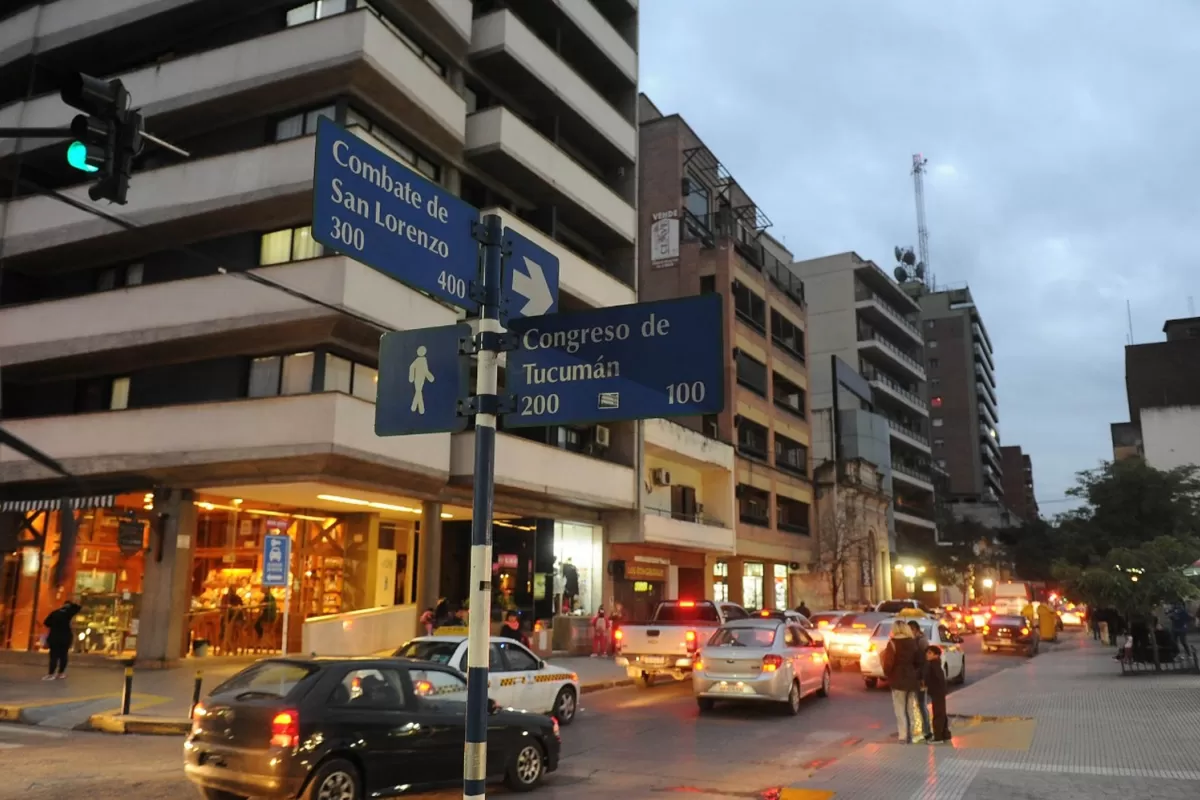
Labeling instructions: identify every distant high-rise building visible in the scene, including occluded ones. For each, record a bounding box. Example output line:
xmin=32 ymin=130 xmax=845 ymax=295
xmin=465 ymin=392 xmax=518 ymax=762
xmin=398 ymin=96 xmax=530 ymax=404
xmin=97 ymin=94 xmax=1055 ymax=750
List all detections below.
xmin=999 ymin=446 xmax=1038 ymax=523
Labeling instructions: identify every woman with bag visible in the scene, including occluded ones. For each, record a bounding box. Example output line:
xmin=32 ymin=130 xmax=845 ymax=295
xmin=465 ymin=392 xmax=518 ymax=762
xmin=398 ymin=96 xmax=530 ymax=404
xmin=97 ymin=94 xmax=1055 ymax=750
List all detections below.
xmin=43 ymin=601 xmax=81 ymax=681
xmin=880 ymin=618 xmax=925 ymax=743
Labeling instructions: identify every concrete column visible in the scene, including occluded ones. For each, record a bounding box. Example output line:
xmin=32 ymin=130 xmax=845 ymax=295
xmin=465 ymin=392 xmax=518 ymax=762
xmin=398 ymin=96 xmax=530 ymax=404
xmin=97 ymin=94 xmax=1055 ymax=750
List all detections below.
xmin=416 ymin=501 xmax=443 ymax=612
xmin=404 ymin=524 xmax=417 ymax=605
xmin=136 ymin=489 xmax=196 ymax=665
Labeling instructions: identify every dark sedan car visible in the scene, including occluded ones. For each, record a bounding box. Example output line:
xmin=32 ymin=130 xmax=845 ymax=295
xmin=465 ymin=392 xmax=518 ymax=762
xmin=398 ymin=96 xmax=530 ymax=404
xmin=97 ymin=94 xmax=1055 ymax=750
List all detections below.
xmin=184 ymin=657 xmax=560 ymax=799
xmin=981 ymin=614 xmax=1039 ymax=656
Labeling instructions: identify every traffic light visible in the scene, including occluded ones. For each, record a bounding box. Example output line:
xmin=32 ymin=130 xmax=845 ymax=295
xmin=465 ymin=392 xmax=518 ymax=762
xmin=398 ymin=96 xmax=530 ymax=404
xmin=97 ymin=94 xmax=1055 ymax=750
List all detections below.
xmin=60 ymin=72 xmax=143 ymax=204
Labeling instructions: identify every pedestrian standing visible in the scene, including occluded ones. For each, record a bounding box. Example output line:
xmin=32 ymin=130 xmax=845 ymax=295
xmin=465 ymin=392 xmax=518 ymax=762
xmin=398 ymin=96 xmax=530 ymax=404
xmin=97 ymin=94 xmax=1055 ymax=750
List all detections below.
xmin=590 ymin=607 xmax=610 ymax=657
xmin=1168 ymin=603 xmax=1190 ymax=655
xmin=43 ymin=601 xmax=81 ymax=681
xmin=796 ymin=600 xmax=812 ymax=619
xmin=881 ymin=619 xmax=924 ymax=743
xmin=924 ymin=645 xmax=951 ymax=743
xmin=906 ymin=620 xmax=932 ymax=741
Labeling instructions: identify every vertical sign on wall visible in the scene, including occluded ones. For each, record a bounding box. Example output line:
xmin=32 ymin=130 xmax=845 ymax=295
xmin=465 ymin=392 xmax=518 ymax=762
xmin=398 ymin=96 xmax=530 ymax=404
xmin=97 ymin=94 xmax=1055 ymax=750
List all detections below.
xmin=650 ymin=209 xmax=680 ymax=269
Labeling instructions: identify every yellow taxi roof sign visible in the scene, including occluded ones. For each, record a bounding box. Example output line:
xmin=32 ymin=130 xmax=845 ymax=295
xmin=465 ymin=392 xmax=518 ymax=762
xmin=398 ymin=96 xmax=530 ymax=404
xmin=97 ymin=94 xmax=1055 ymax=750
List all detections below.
xmin=898 ymin=607 xmax=927 ymax=618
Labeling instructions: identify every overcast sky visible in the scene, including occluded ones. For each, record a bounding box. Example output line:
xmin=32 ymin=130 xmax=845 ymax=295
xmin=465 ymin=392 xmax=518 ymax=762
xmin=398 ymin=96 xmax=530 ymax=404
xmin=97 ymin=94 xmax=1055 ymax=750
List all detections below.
xmin=639 ymin=1 xmax=1199 ymax=513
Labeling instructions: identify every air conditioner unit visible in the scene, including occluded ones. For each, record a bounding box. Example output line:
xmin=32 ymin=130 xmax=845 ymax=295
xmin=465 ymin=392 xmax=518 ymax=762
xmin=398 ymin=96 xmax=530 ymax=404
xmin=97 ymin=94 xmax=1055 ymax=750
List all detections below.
xmin=593 ymin=425 xmax=611 ymax=448
xmin=651 ymin=468 xmax=672 ymax=486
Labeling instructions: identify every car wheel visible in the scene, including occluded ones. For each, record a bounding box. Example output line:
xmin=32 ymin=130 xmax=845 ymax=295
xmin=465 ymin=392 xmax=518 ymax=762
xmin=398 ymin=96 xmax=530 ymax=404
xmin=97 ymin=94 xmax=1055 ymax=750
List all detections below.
xmin=553 ymin=686 xmax=577 ymax=725
xmin=697 ymin=697 xmax=715 ymax=712
xmin=864 ymin=677 xmax=879 ymax=689
xmin=302 ymin=758 xmax=360 ymax=800
xmin=818 ymin=668 xmax=831 ymax=697
xmin=504 ymin=741 xmax=546 ymax=792
xmin=784 ymin=681 xmax=802 ymax=716
xmin=634 ymin=671 xmax=653 ymax=689
xmin=955 ymin=658 xmax=966 ymax=685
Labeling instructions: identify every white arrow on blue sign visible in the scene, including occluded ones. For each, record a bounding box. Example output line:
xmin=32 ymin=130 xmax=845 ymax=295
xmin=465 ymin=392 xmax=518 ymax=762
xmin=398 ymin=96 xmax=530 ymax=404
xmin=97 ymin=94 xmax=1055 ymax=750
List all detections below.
xmin=262 ymin=534 xmax=291 ymax=587
xmin=311 ymin=118 xmax=481 ymax=311
xmin=503 ymin=229 xmax=559 ymax=322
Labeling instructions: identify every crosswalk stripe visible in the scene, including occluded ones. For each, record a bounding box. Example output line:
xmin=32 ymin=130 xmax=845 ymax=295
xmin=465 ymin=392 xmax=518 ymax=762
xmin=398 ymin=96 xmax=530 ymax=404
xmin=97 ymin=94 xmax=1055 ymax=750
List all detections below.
xmin=0 ymin=724 xmax=66 ymax=738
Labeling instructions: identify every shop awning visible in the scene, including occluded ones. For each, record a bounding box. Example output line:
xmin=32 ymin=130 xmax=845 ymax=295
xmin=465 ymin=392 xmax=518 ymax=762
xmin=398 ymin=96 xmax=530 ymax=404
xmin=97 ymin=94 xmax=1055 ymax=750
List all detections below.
xmin=0 ymin=494 xmax=117 ymax=513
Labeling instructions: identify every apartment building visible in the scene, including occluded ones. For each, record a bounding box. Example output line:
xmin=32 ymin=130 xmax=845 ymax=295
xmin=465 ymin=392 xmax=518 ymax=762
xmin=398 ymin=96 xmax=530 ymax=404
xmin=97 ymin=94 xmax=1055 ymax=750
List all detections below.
xmin=793 ymin=252 xmax=935 ymax=569
xmin=1112 ymin=316 xmax=1200 ymax=469
xmin=907 ymin=284 xmax=1002 ymax=516
xmin=0 ymin=0 xmax=651 ymax=661
xmin=634 ymin=95 xmax=813 ymax=611
xmin=999 ymin=445 xmax=1038 ymax=523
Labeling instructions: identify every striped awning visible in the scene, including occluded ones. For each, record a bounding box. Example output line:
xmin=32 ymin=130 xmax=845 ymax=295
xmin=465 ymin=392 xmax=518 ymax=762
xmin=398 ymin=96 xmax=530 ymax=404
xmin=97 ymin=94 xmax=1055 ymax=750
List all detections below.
xmin=0 ymin=495 xmax=117 ymax=513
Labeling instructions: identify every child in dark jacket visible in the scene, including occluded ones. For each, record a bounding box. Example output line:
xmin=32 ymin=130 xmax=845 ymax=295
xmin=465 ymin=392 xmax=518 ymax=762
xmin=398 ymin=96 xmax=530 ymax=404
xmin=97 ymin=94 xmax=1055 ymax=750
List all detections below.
xmin=924 ymin=645 xmax=951 ymax=743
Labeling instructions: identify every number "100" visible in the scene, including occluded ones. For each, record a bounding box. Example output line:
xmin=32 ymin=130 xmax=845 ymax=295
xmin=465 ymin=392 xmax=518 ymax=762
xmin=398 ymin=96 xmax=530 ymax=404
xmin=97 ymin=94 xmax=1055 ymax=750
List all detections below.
xmin=666 ymin=382 xmax=707 ymax=404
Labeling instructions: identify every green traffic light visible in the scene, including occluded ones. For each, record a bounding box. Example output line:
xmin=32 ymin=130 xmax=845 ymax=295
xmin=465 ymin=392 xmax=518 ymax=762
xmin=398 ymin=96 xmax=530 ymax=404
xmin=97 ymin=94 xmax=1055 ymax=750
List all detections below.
xmin=67 ymin=140 xmax=99 ymax=173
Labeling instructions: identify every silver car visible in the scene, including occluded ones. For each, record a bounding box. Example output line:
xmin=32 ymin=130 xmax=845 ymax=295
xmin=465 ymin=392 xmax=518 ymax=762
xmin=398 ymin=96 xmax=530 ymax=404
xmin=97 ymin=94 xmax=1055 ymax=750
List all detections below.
xmin=693 ymin=619 xmax=831 ymax=715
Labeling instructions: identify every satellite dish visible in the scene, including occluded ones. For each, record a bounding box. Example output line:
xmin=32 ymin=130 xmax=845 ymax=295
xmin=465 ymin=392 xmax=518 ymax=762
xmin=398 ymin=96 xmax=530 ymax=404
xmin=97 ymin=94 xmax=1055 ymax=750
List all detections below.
xmin=915 ymin=263 xmax=926 ymax=279
xmin=903 ymin=249 xmax=917 ymax=267
xmin=893 ymin=266 xmax=908 ymax=282
xmin=894 ymin=246 xmax=904 ymax=263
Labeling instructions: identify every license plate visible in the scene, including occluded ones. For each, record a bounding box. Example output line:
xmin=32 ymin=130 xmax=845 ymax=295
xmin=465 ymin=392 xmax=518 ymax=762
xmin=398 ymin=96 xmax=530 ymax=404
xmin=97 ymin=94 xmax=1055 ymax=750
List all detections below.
xmin=642 ymin=656 xmax=666 ymax=665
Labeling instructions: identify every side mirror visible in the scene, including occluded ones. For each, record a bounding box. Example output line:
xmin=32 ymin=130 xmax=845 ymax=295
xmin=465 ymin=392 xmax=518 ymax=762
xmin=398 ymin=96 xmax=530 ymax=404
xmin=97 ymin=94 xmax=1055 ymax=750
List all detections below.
xmin=488 ymin=698 xmax=499 ymax=715
xmin=537 ymin=659 xmax=546 ymax=670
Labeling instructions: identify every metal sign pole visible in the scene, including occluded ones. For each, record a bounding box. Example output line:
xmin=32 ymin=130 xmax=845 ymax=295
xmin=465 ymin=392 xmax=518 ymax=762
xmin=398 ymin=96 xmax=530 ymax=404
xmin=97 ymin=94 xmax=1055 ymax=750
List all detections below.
xmin=280 ymin=585 xmax=291 ymax=657
xmin=463 ymin=213 xmax=504 ymax=800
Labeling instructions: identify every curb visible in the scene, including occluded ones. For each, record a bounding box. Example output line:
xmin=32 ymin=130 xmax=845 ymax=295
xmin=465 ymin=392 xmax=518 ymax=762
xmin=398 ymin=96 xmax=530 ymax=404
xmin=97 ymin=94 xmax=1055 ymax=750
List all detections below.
xmin=579 ymin=678 xmax=634 ymax=695
xmin=87 ymin=713 xmax=192 ymax=736
xmin=0 ymin=704 xmax=33 ymax=725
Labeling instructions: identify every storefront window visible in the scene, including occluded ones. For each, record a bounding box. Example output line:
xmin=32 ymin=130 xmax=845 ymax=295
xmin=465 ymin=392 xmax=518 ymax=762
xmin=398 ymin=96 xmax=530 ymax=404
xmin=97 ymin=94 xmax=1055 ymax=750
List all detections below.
xmin=553 ymin=522 xmax=601 ymax=615
xmin=742 ymin=562 xmax=764 ymax=611
xmin=773 ymin=564 xmax=789 ymax=610
xmin=713 ymin=560 xmax=729 ymax=602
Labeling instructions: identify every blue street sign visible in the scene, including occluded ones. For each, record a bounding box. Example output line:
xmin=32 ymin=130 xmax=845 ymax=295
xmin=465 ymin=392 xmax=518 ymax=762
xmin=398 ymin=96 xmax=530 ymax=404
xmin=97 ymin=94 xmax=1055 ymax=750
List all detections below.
xmin=311 ymin=118 xmax=481 ymax=310
xmin=376 ymin=323 xmax=471 ymax=436
xmin=502 ymin=229 xmax=559 ymax=322
xmin=262 ymin=534 xmax=291 ymax=587
xmin=503 ymin=293 xmax=725 ymax=428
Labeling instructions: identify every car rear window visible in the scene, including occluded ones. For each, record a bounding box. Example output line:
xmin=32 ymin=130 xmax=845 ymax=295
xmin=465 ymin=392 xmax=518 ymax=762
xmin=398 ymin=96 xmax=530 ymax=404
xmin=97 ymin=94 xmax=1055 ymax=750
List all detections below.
xmin=875 ymin=600 xmax=916 ymax=614
xmin=809 ymin=613 xmax=843 ymax=628
xmin=654 ymin=604 xmax=720 ymax=623
xmin=394 ymin=640 xmax=461 ymax=665
xmin=212 ymin=660 xmax=319 ymax=698
xmin=834 ymin=614 xmax=875 ymax=631
xmin=710 ymin=626 xmax=777 ymax=647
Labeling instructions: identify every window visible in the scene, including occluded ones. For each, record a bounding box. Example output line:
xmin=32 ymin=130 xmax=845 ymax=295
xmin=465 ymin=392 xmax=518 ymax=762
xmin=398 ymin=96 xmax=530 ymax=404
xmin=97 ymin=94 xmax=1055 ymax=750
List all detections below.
xmin=215 ymin=661 xmax=317 ymax=697
xmin=328 ymin=667 xmax=405 ymax=710
xmin=770 ymin=311 xmax=805 ymax=359
xmin=248 ymin=357 xmax=283 ymax=398
xmin=933 ymin=438 xmax=945 ymax=447
xmin=928 ymin=340 xmax=938 ymax=349
xmin=738 ymin=485 xmax=770 ymax=526
xmin=713 ymin=561 xmax=729 ymax=603
xmin=773 ymin=564 xmax=789 ymax=611
xmin=395 ymin=640 xmax=459 ymax=664
xmin=410 ymin=669 xmax=468 ymax=703
xmin=493 ymin=641 xmax=538 ymax=671
xmin=670 ymin=484 xmax=698 ymax=521
xmin=281 ymin=352 xmax=315 ymax=395
xmin=274 ymin=104 xmax=335 ymax=141
xmin=926 ymin=320 xmax=935 ymax=329
xmin=352 ymin=364 xmax=378 ymax=402
xmin=259 ymin=225 xmax=325 ymax=265
xmin=286 ymin=0 xmax=346 ymax=27
xmin=928 ymin=358 xmax=939 ymax=369
xmin=699 ymin=275 xmax=716 ymax=294
xmin=249 ymin=353 xmax=315 ymax=397
xmin=125 ymin=263 xmax=144 ymax=286
xmin=684 ymin=173 xmax=709 ymax=220
xmin=732 ymin=281 xmax=766 ymax=330
xmin=346 ymin=108 xmax=440 ymax=181
xmin=932 ymin=418 xmax=944 ymax=427
xmin=776 ymin=497 xmax=810 ymax=535
xmin=930 ymin=378 xmax=940 ymax=389
xmin=931 ymin=396 xmax=943 ymax=408
xmin=774 ymin=435 xmax=808 ymax=476
xmin=735 ymin=351 xmax=768 ymax=395
xmin=736 ymin=419 xmax=769 ymax=459
xmin=937 ymin=459 xmax=947 ymax=468
xmin=109 ymin=377 xmax=131 ymax=410
xmin=772 ymin=373 xmax=805 ymax=418
xmin=324 ymin=354 xmax=353 ymax=394
xmin=742 ymin=562 xmax=765 ymax=611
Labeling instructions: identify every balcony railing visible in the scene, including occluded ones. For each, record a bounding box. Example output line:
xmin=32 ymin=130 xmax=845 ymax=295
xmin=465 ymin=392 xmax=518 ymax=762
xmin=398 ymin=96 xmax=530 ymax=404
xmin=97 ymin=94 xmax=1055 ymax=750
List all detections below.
xmin=892 ymin=461 xmax=933 ymax=484
xmin=885 ymin=418 xmax=929 ymax=445
xmin=861 ymin=363 xmax=925 ymax=408
xmin=645 ymin=505 xmax=728 ymax=529
xmin=854 ymin=284 xmax=922 ymax=337
xmin=739 ymin=509 xmax=770 ymax=527
xmin=858 ymin=328 xmax=925 ymax=374
xmin=777 ymin=519 xmax=810 ymax=535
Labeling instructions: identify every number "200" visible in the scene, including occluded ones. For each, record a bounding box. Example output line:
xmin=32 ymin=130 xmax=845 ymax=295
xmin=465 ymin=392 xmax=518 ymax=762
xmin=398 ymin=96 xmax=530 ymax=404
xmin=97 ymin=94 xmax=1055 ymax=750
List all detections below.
xmin=520 ymin=394 xmax=560 ymax=415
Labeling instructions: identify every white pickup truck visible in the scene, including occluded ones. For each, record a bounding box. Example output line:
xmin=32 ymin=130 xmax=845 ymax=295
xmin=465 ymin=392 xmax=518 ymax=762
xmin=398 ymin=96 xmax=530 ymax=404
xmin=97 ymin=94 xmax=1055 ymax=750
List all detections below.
xmin=614 ymin=600 xmax=750 ymax=688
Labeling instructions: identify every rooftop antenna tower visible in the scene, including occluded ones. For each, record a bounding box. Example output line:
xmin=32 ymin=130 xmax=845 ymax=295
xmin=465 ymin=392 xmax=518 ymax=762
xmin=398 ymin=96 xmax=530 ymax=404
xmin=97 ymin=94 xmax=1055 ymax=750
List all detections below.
xmin=912 ymin=153 xmax=932 ymax=289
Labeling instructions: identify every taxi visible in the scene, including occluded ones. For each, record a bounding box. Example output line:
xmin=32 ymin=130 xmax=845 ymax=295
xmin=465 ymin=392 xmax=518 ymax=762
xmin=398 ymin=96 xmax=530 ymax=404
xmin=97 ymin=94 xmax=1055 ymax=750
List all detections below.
xmin=395 ymin=634 xmax=582 ymax=724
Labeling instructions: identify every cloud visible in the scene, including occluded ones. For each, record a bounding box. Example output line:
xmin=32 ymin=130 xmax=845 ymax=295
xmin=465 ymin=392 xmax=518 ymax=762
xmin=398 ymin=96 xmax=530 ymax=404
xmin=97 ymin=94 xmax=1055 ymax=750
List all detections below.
xmin=638 ymin=0 xmax=1200 ymax=510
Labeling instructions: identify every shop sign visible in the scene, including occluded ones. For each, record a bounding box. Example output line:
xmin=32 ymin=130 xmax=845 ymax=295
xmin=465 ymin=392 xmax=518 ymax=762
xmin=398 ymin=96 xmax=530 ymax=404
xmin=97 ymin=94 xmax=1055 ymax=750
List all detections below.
xmin=117 ymin=520 xmax=145 ymax=556
xmin=265 ymin=518 xmax=289 ymax=535
xmin=497 ymin=553 xmax=519 ymax=568
xmin=650 ymin=209 xmax=680 ymax=269
xmin=262 ymin=534 xmax=291 ymax=587
xmin=624 ymin=562 xmax=667 ymax=582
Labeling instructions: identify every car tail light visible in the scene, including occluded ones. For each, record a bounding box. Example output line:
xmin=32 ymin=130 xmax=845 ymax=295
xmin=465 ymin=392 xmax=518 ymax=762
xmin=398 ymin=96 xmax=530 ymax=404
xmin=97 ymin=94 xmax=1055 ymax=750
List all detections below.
xmin=982 ymin=625 xmax=990 ymax=635
xmin=270 ymin=710 xmax=300 ymax=749
xmin=685 ymin=630 xmax=699 ymax=653
xmin=762 ymin=654 xmax=784 ymax=672
xmin=613 ymin=628 xmax=623 ymax=653
xmin=693 ymin=658 xmax=704 ymax=672
xmin=678 ymin=601 xmax=696 ymax=607
xmin=760 ymin=610 xmax=771 ymax=617
xmin=1021 ymin=627 xmax=1030 ymax=636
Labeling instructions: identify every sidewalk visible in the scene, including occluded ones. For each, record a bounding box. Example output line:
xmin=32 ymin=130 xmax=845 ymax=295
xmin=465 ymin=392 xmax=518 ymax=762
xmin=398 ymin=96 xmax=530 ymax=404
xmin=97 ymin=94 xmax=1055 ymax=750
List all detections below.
xmin=0 ymin=653 xmax=629 ymax=735
xmin=783 ymin=634 xmax=1200 ymax=799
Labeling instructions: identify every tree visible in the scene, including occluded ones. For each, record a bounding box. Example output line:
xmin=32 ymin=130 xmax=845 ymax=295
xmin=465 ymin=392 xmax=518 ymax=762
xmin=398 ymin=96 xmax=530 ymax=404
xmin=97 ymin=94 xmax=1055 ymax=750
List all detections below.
xmin=927 ymin=517 xmax=990 ymax=604
xmin=815 ymin=497 xmax=873 ymax=609
xmin=995 ymin=518 xmax=1062 ymax=583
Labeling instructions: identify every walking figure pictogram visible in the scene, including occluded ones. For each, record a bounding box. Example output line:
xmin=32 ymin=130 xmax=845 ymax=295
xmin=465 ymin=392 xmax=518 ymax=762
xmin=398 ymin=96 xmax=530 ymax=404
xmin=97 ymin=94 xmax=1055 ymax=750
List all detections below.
xmin=409 ymin=345 xmax=435 ymax=415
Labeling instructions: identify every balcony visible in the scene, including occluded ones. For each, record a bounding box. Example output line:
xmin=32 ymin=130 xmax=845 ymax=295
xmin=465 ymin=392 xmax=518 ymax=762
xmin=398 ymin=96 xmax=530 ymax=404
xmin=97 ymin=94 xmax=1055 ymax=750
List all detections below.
xmin=978 ymin=401 xmax=998 ymax=426
xmin=861 ymin=364 xmax=928 ymax=417
xmin=644 ymin=418 xmax=734 ymax=471
xmin=973 ymin=342 xmax=995 ymax=373
xmin=643 ymin=507 xmax=734 ymax=554
xmin=981 ymin=430 xmax=1001 ymax=457
xmin=858 ymin=327 xmax=926 ymax=383
xmin=540 ymin=0 xmax=638 ymax=84
xmin=470 ymin=11 xmax=635 ymax=167
xmin=972 ymin=321 xmax=994 ymax=353
xmin=854 ymin=284 xmax=924 ymax=347
xmin=0 ymin=394 xmax=449 ymax=485
xmin=1 ymin=10 xmax=466 ymax=160
xmin=976 ymin=376 xmax=998 ymax=410
xmin=892 ymin=462 xmax=934 ymax=492
xmin=894 ymin=509 xmax=937 ymax=531
xmin=0 ymin=256 xmax=457 ymax=370
xmin=884 ymin=418 xmax=932 ymax=453
xmin=466 ymin=106 xmax=636 ymax=246
xmin=450 ymin=431 xmax=634 ymax=509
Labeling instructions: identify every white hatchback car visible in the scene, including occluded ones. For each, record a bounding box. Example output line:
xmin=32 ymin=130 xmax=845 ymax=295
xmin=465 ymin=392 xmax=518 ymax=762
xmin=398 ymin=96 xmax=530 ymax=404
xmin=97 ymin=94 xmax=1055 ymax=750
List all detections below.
xmin=396 ymin=635 xmax=582 ymax=724
xmin=859 ymin=618 xmax=966 ymax=689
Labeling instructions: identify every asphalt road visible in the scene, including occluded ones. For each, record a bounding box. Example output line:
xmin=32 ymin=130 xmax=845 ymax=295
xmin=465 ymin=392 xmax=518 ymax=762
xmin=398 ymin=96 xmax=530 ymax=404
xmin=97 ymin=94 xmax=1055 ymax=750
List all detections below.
xmin=0 ymin=636 xmax=1033 ymax=800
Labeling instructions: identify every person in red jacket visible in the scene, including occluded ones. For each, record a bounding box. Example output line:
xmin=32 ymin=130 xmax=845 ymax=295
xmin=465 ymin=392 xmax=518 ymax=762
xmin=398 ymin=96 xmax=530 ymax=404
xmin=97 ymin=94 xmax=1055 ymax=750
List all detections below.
xmin=590 ymin=607 xmax=610 ymax=657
